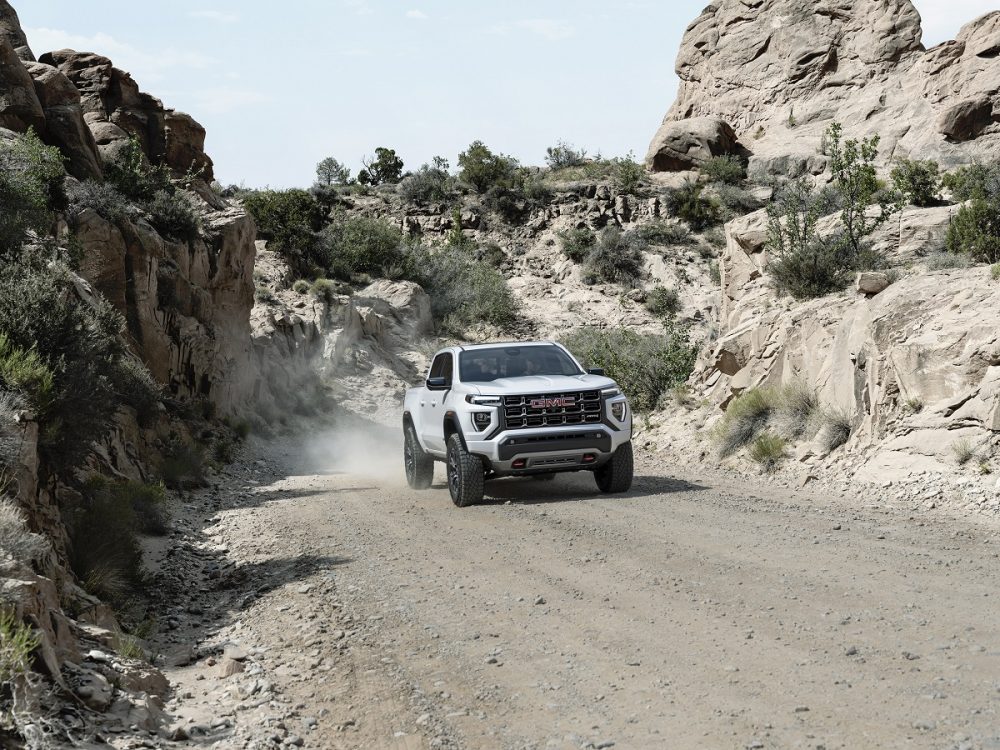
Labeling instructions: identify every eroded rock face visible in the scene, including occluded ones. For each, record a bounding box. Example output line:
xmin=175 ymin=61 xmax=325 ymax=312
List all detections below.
xmin=650 ymin=1 xmax=1000 ymax=173
xmin=645 ymin=116 xmax=742 ymax=171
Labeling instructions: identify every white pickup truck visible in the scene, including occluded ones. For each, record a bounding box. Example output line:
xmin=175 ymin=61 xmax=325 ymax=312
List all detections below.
xmin=402 ymin=341 xmax=633 ymax=507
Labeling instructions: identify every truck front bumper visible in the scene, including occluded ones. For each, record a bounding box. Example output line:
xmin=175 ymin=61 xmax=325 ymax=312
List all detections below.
xmin=465 ymin=423 xmax=630 ymax=474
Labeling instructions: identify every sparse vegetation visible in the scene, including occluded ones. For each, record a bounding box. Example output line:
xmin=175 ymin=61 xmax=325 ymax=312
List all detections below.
xmin=545 ymin=141 xmax=588 ymax=169
xmin=561 ymin=326 xmax=698 ymax=412
xmin=644 ymin=286 xmax=681 ymax=318
xmin=321 ymin=216 xmax=405 ymax=279
xmin=315 ymin=156 xmax=351 ymax=187
xmin=242 ymin=189 xmax=326 ymax=274
xmin=611 ymin=152 xmax=644 ymax=194
xmin=665 ymin=180 xmax=719 ymax=231
xmin=701 ymin=155 xmax=747 ymax=185
xmin=992 ymin=263 xmax=1000 ymax=281
xmin=952 ymin=438 xmax=977 ymax=466
xmin=632 ymin=221 xmax=693 ymax=247
xmin=945 ymin=164 xmax=1000 ymax=262
xmin=749 ymin=433 xmax=786 ymax=471
xmin=714 ymin=384 xmax=830 ymax=458
xmin=358 ymin=147 xmax=404 ymax=186
xmin=292 ymin=279 xmax=311 ymax=294
xmin=581 ymin=228 xmax=646 ymax=287
xmin=558 ymin=227 xmax=596 ymax=263
xmin=816 ymin=408 xmax=852 ymax=452
xmin=310 ymin=278 xmax=339 ymax=305
xmin=904 ymin=397 xmax=924 ymax=413
xmin=714 ymin=389 xmax=775 ymax=457
xmin=458 ymin=141 xmax=520 ymax=194
xmin=0 ymin=129 xmax=65 ymax=259
xmin=159 ymin=437 xmax=206 ymax=490
xmin=0 ymin=498 xmax=50 ymax=567
xmin=398 ymin=157 xmax=454 ymax=204
xmin=0 ymin=607 xmax=39 ymax=684
xmin=891 ymin=159 xmax=940 ymax=207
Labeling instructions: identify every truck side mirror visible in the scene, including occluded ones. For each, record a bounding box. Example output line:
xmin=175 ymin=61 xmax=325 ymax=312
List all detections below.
xmin=426 ymin=376 xmax=449 ymax=389
xmin=587 ymin=368 xmax=605 ymax=376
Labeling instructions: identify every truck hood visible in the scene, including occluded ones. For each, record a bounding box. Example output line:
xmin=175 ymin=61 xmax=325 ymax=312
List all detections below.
xmin=469 ymin=374 xmax=617 ymax=393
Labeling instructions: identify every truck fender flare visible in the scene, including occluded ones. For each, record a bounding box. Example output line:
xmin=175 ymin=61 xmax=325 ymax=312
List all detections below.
xmin=443 ymin=412 xmax=468 ymax=452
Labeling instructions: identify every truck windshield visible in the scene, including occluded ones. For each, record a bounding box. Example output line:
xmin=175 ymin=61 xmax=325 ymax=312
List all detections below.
xmin=459 ymin=345 xmax=583 ymax=382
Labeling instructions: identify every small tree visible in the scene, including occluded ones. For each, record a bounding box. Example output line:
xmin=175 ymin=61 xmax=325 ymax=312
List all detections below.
xmin=825 ymin=122 xmax=900 ymax=259
xmin=612 ymin=152 xmax=644 ymax=194
xmin=315 ymin=157 xmax=351 ymax=187
xmin=891 ymin=158 xmax=940 ymax=207
xmin=545 ymin=141 xmax=587 ymax=169
xmin=357 ymin=147 xmax=404 ymax=186
xmin=457 ymin=140 xmax=519 ymax=193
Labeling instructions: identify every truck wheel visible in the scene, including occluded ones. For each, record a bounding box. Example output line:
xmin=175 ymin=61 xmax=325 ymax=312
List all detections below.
xmin=595 ymin=441 xmax=634 ymax=494
xmin=446 ymin=433 xmax=484 ymax=507
xmin=404 ymin=423 xmax=434 ymax=490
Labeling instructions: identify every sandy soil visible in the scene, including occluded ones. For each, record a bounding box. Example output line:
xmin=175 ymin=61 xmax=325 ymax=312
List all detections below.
xmin=146 ymin=422 xmax=1000 ymax=750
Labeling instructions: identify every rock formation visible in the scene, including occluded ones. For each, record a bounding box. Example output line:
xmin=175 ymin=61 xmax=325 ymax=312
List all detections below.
xmin=646 ymin=0 xmax=1000 ymax=175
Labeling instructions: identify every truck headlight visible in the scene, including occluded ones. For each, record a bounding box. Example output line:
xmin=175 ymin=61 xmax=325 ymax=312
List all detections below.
xmin=466 ymin=395 xmax=502 ymax=406
xmin=472 ymin=412 xmax=492 ymax=431
xmin=611 ymin=401 xmax=627 ymax=421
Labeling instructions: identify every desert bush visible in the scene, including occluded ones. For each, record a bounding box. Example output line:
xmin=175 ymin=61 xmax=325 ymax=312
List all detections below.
xmin=942 ymin=162 xmax=1000 ymax=201
xmin=315 ymin=156 xmax=351 ymax=187
xmin=358 ymin=147 xmax=404 ymax=186
xmin=321 ymin=216 xmax=404 ymax=278
xmin=749 ymin=433 xmax=786 ymax=471
xmin=632 ymin=221 xmax=693 ymax=247
xmin=0 ymin=333 xmax=54 ymax=412
xmin=0 ymin=130 xmax=66 ymax=259
xmin=0 ymin=391 xmax=23 ymax=481
xmin=483 ymin=172 xmax=552 ymax=224
xmin=0 ymin=607 xmax=39 ymax=684
xmin=110 ymin=356 xmax=161 ymax=426
xmin=891 ymin=159 xmax=940 ymax=207
xmin=159 ymin=437 xmax=206 ymax=490
xmin=546 ymin=141 xmax=588 ymax=169
xmin=104 ymin=138 xmax=169 ymax=202
xmin=714 ymin=389 xmax=775 ymax=457
xmin=254 ymin=284 xmax=276 ymax=303
xmin=701 ymin=155 xmax=746 ymax=185
xmin=243 ymin=189 xmax=326 ymax=274
xmin=926 ymin=251 xmax=973 ymax=270
xmin=473 ymin=241 xmax=507 ymax=268
xmin=146 ymin=189 xmax=200 ymax=243
xmin=292 ymin=279 xmax=311 ymax=294
xmin=65 ymin=180 xmax=134 ymax=224
xmin=992 ymin=264 xmax=1000 ymax=281
xmin=310 ymin=278 xmax=339 ymax=305
xmin=645 ymin=286 xmax=681 ymax=318
xmin=399 ymin=158 xmax=454 ymax=204
xmin=582 ymin=228 xmax=646 ymax=287
xmin=558 ymin=227 xmax=596 ymax=262
xmin=952 ymin=438 xmax=977 ymax=466
xmin=0 ymin=498 xmax=50 ymax=566
xmin=458 ymin=141 xmax=520 ymax=193
xmin=611 ymin=152 xmax=645 ymax=194
xmin=407 ymin=246 xmax=517 ymax=332
xmin=772 ymin=382 xmax=820 ymax=439
xmin=946 ymin=194 xmax=1000 ymax=263
xmin=0 ymin=255 xmax=132 ymax=471
xmin=714 ymin=183 xmax=765 ymax=221
xmin=816 ymin=408 xmax=852 ymax=452
xmin=665 ymin=180 xmax=720 ymax=231
xmin=561 ymin=326 xmax=698 ymax=412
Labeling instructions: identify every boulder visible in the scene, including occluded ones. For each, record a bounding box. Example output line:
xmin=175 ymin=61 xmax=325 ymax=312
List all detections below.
xmin=938 ymin=96 xmax=995 ymax=142
xmin=0 ymin=37 xmax=43 ymax=131
xmin=645 ymin=116 xmax=742 ymax=172
xmin=164 ymin=111 xmax=214 ymax=180
xmin=856 ymin=272 xmax=891 ymax=296
xmin=0 ymin=0 xmax=31 ymax=59
xmin=25 ymin=61 xmax=102 ymax=180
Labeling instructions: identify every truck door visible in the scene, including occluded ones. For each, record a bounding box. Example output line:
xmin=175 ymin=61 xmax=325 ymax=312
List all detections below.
xmin=423 ymin=352 xmax=453 ymax=454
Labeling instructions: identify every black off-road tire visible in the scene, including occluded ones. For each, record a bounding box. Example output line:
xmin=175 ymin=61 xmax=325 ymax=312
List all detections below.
xmin=446 ymin=433 xmax=484 ymax=507
xmin=595 ymin=441 xmax=634 ymax=494
xmin=404 ymin=423 xmax=434 ymax=490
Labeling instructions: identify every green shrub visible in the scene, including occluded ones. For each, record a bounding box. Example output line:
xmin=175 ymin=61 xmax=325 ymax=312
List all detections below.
xmin=399 ymin=159 xmax=454 ymax=204
xmin=701 ymin=155 xmax=746 ymax=185
xmin=458 ymin=140 xmax=520 ymax=193
xmin=714 ymin=389 xmax=775 ymax=457
xmin=358 ymin=147 xmax=404 ymax=186
xmin=992 ymin=264 xmax=1000 ymax=281
xmin=407 ymin=246 xmax=518 ymax=332
xmin=0 ymin=333 xmax=54 ymax=412
xmin=926 ymin=251 xmax=973 ymax=271
xmin=146 ymin=189 xmax=200 ymax=243
xmin=473 ymin=241 xmax=506 ymax=268
xmin=483 ymin=172 xmax=552 ymax=224
xmin=645 ymin=286 xmax=681 ymax=318
xmin=65 ymin=180 xmax=134 ymax=224
xmin=665 ymin=180 xmax=719 ymax=231
xmin=546 ymin=141 xmax=588 ymax=169
xmin=243 ymin=189 xmax=327 ymax=274
xmin=632 ymin=221 xmax=693 ymax=246
xmin=946 ymin=196 xmax=1000 ymax=263
xmin=159 ymin=437 xmax=206 ymax=490
xmin=0 ymin=255 xmax=129 ymax=471
xmin=310 ymin=278 xmax=339 ymax=305
xmin=254 ymin=284 xmax=276 ymax=303
xmin=561 ymin=326 xmax=697 ymax=412
xmin=292 ymin=279 xmax=311 ymax=294
xmin=558 ymin=227 xmax=596 ymax=262
xmin=0 ymin=130 xmax=66 ymax=259
xmin=0 ymin=497 xmax=51 ymax=567
xmin=952 ymin=438 xmax=977 ymax=466
xmin=891 ymin=159 xmax=940 ymax=207
xmin=749 ymin=433 xmax=786 ymax=471
xmin=772 ymin=383 xmax=820 ymax=439
xmin=104 ymin=138 xmax=169 ymax=202
xmin=942 ymin=163 xmax=1000 ymax=201
xmin=582 ymin=228 xmax=646 ymax=287
xmin=714 ymin=183 xmax=765 ymax=221
xmin=709 ymin=261 xmax=721 ymax=285
xmin=611 ymin=152 xmax=644 ymax=194
xmin=816 ymin=408 xmax=852 ymax=452
xmin=321 ymin=216 xmax=404 ymax=278
xmin=0 ymin=607 xmax=39 ymax=684
xmin=110 ymin=356 xmax=161 ymax=426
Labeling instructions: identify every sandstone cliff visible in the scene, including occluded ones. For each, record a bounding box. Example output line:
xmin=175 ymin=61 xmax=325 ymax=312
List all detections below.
xmin=647 ymin=0 xmax=1000 ymax=176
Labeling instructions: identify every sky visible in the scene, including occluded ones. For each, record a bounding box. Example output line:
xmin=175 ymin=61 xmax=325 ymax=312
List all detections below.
xmin=17 ymin=1 xmax=999 ymax=188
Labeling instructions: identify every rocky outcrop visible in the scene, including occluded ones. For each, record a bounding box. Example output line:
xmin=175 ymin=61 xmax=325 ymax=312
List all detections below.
xmin=645 ymin=116 xmax=743 ymax=172
xmin=649 ymin=1 xmax=1000 ymax=174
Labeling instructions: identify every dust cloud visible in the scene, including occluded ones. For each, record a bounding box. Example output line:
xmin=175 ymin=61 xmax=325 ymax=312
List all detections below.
xmin=295 ymin=415 xmax=407 ymax=487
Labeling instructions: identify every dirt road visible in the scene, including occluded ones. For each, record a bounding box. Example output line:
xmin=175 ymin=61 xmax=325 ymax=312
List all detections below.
xmin=153 ymin=425 xmax=1000 ymax=750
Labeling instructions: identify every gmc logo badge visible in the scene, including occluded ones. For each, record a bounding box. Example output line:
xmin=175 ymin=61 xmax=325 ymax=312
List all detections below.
xmin=530 ymin=397 xmax=575 ymax=409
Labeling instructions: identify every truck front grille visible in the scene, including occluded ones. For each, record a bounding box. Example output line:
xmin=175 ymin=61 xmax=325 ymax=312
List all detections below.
xmin=503 ymin=390 xmax=602 ymax=430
